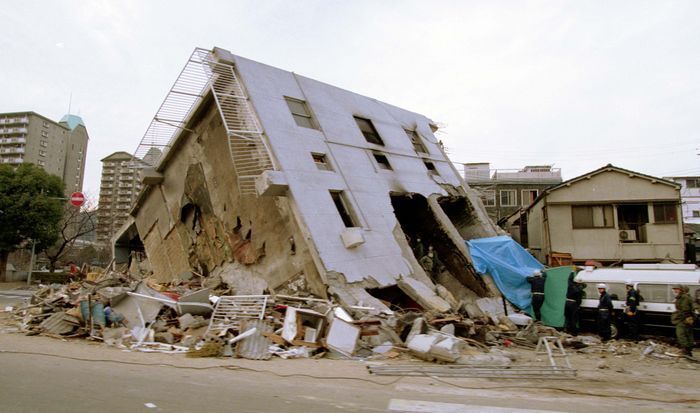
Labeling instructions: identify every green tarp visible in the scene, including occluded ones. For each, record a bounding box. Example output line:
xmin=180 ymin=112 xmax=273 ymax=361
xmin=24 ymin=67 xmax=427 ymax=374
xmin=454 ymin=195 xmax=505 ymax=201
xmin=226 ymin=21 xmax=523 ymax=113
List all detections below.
xmin=532 ymin=266 xmax=574 ymax=328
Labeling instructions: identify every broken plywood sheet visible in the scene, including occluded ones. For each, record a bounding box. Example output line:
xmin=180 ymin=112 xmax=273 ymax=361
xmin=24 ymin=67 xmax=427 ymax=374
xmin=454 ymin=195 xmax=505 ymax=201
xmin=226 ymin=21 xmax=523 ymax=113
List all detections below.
xmin=326 ymin=317 xmax=361 ymax=356
xmin=39 ymin=312 xmax=80 ymax=335
xmin=112 ymin=283 xmax=170 ymax=329
xmin=397 ymin=276 xmax=451 ymax=313
xmin=178 ymin=288 xmax=213 ymax=316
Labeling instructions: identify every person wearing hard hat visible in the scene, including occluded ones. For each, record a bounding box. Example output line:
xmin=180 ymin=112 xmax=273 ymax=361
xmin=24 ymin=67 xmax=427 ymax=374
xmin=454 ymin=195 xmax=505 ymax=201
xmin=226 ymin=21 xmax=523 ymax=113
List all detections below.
xmin=565 ymin=273 xmax=585 ymax=336
xmin=671 ymin=285 xmax=694 ymax=357
xmin=527 ymin=269 xmax=546 ymax=321
xmin=597 ymin=283 xmax=614 ymax=341
xmin=624 ymin=280 xmax=642 ymax=341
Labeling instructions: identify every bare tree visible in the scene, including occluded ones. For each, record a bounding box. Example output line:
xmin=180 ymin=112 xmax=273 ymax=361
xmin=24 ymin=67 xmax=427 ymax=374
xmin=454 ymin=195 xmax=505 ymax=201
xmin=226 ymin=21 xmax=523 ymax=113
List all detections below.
xmin=44 ymin=200 xmax=97 ymax=272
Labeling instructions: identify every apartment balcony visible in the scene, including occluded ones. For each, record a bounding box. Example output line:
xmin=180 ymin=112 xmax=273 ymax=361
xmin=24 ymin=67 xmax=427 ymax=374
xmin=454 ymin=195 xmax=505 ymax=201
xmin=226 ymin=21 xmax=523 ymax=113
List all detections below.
xmin=0 ymin=117 xmax=29 ymax=125
xmin=102 ymin=168 xmax=115 ymax=175
xmin=0 ymin=137 xmax=26 ymax=145
xmin=2 ymin=157 xmax=24 ymax=164
xmin=0 ymin=127 xmax=28 ymax=135
xmin=0 ymin=147 xmax=24 ymax=154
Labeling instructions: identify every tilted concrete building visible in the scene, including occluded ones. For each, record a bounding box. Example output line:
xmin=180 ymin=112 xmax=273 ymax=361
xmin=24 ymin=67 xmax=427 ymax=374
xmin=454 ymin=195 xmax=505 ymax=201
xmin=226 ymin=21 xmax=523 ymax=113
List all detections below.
xmin=0 ymin=111 xmax=88 ymax=194
xmin=116 ymin=47 xmax=500 ymax=313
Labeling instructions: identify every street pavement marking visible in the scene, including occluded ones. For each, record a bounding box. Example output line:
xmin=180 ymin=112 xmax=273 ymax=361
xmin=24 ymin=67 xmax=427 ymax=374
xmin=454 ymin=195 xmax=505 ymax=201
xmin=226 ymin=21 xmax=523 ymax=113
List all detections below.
xmin=387 ymin=398 xmax=566 ymax=413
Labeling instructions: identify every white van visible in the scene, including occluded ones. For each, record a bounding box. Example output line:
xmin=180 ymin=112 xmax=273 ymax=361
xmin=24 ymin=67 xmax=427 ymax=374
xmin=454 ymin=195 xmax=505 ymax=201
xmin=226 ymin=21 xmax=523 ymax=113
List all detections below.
xmin=576 ymin=264 xmax=699 ymax=338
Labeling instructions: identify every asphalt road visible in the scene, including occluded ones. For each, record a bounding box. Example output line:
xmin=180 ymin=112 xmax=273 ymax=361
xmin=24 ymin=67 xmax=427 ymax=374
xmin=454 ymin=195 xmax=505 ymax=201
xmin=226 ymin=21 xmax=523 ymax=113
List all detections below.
xmin=1 ymin=333 xmax=698 ymax=413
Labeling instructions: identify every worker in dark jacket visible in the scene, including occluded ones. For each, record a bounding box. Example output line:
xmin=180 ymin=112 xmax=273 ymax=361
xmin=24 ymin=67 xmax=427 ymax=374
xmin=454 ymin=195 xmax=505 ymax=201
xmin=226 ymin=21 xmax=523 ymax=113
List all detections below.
xmin=624 ymin=280 xmax=641 ymax=341
xmin=527 ymin=270 xmax=546 ymax=321
xmin=597 ymin=283 xmax=614 ymax=341
xmin=672 ymin=285 xmax=694 ymax=357
xmin=565 ymin=273 xmax=585 ymax=336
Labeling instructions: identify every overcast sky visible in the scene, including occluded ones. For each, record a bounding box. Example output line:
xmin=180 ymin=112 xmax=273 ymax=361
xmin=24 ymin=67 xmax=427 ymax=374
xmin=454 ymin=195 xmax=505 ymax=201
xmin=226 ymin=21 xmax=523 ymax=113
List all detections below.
xmin=1 ymin=1 xmax=699 ymax=200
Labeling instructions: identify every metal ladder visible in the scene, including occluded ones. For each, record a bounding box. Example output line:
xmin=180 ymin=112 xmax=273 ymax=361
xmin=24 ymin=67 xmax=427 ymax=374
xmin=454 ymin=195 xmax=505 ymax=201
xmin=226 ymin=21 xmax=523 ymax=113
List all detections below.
xmin=535 ymin=336 xmax=573 ymax=370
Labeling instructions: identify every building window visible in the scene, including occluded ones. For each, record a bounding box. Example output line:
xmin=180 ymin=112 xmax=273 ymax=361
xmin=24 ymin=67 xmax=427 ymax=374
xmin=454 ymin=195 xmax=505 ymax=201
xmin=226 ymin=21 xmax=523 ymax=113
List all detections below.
xmin=480 ymin=190 xmax=496 ymax=207
xmin=423 ymin=161 xmax=438 ymax=174
xmin=653 ymin=203 xmax=677 ymax=224
xmin=42 ymin=121 xmax=49 ymax=128
xmin=311 ymin=153 xmax=332 ymax=171
xmin=686 ymin=178 xmax=700 ymax=188
xmin=40 ymin=140 xmax=48 ymax=147
xmin=572 ymin=205 xmax=614 ymax=228
xmin=693 ymin=211 xmax=700 ymax=218
xmin=41 ymin=131 xmax=48 ymax=137
xmin=373 ymin=152 xmax=392 ymax=170
xmin=37 ymin=160 xmax=45 ymax=166
xmin=521 ymin=189 xmax=538 ymax=206
xmin=354 ymin=116 xmax=384 ymax=145
xmin=39 ymin=150 xmax=47 ymax=157
xmin=330 ymin=191 xmax=358 ymax=228
xmin=500 ymin=190 xmax=517 ymax=207
xmin=284 ymin=97 xmax=317 ymax=129
xmin=404 ymin=129 xmax=427 ymax=154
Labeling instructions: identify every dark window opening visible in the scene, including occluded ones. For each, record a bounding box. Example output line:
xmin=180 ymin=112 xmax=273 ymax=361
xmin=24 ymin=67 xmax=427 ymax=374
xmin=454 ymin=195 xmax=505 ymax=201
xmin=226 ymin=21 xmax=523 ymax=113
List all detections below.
xmin=366 ymin=285 xmax=422 ymax=312
xmin=311 ymin=153 xmax=332 ymax=171
xmin=284 ymin=96 xmax=317 ymax=129
xmin=354 ymin=116 xmax=384 ymax=145
xmin=330 ymin=191 xmax=358 ymax=228
xmin=424 ymin=161 xmax=438 ymax=175
xmin=653 ymin=203 xmax=677 ymax=224
xmin=404 ymin=129 xmax=428 ymax=153
xmin=373 ymin=152 xmax=392 ymax=170
xmin=617 ymin=204 xmax=649 ymax=242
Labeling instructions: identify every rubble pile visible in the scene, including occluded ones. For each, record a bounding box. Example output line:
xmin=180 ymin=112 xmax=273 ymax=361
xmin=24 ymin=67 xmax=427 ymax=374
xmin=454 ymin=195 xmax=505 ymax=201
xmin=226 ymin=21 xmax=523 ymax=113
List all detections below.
xmin=7 ymin=268 xmax=544 ymax=363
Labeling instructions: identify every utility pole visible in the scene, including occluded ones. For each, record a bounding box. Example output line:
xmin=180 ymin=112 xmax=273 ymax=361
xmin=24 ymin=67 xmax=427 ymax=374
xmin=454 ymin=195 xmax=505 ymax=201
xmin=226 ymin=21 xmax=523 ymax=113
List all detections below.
xmin=26 ymin=239 xmax=36 ymax=286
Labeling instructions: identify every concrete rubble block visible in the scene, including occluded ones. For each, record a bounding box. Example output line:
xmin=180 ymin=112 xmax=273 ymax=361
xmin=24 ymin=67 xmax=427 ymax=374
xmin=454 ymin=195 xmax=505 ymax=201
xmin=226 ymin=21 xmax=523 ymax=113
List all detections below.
xmin=439 ymin=324 xmax=455 ymax=335
xmin=397 ymin=277 xmax=451 ymax=313
xmin=102 ymin=327 xmax=128 ymax=347
xmin=429 ymin=335 xmax=462 ymax=362
xmin=436 ymin=285 xmax=459 ymax=310
xmin=405 ymin=317 xmax=427 ymax=344
xmin=154 ymin=332 xmax=175 ymax=344
xmin=476 ymin=297 xmax=505 ymax=324
xmin=178 ymin=313 xmax=208 ymax=330
xmin=326 ymin=317 xmax=361 ymax=357
xmin=406 ymin=334 xmax=441 ymax=361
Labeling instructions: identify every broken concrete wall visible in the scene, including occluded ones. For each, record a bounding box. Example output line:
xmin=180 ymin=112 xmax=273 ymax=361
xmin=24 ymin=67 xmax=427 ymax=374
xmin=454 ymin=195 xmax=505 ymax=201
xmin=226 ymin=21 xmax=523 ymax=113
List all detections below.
xmin=131 ymin=100 xmax=325 ymax=297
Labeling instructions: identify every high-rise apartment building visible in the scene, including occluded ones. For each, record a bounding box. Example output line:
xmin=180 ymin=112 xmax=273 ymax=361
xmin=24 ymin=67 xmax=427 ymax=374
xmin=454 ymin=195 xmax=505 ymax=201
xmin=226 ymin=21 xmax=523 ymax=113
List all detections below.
xmin=0 ymin=111 xmax=88 ymax=194
xmin=96 ymin=152 xmax=144 ymax=244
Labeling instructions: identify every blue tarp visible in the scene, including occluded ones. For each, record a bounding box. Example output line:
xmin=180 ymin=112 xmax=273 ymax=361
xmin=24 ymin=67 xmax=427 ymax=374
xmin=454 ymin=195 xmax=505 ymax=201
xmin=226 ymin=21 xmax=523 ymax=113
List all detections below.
xmin=466 ymin=235 xmax=544 ymax=310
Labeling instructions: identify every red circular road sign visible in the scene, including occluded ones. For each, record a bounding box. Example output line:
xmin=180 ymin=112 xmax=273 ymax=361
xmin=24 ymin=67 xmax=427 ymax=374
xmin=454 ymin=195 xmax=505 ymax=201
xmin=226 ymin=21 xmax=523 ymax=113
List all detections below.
xmin=69 ymin=191 xmax=85 ymax=207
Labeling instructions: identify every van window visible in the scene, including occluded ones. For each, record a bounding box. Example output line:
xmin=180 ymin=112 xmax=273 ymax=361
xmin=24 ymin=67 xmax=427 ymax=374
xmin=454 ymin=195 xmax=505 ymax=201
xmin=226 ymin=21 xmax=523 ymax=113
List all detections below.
xmin=638 ymin=284 xmax=669 ymax=303
xmin=583 ymin=283 xmax=626 ymax=301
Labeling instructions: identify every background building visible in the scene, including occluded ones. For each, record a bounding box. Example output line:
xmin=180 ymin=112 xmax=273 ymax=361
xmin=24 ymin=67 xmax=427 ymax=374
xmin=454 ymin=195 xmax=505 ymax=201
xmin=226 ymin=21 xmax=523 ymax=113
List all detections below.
xmin=96 ymin=152 xmax=144 ymax=245
xmin=463 ymin=163 xmax=562 ymax=223
xmin=663 ymin=176 xmax=700 ymax=224
xmin=0 ymin=111 xmax=88 ymax=194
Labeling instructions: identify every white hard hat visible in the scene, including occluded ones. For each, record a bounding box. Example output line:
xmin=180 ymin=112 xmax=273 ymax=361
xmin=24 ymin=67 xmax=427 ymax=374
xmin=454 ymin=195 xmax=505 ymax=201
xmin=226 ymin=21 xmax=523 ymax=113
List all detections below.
xmin=596 ymin=283 xmax=608 ymax=290
xmin=625 ymin=279 xmax=634 ymax=286
xmin=573 ymin=275 xmax=583 ymax=283
xmin=532 ymin=269 xmax=542 ymax=276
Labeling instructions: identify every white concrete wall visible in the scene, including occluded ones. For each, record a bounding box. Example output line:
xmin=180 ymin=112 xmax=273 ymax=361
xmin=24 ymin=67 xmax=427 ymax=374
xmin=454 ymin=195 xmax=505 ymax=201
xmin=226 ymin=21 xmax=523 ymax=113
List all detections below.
xmin=232 ymin=55 xmax=459 ymax=286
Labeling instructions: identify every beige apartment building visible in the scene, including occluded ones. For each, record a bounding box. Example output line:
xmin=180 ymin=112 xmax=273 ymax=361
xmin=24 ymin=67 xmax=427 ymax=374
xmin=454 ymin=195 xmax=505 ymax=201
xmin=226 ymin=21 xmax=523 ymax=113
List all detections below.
xmin=96 ymin=152 xmax=144 ymax=244
xmin=0 ymin=111 xmax=88 ymax=194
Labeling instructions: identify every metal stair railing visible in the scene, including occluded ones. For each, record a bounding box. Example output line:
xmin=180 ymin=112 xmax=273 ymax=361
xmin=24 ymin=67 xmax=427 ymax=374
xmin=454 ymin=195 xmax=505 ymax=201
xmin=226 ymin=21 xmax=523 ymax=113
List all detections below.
xmin=132 ymin=47 xmax=273 ymax=196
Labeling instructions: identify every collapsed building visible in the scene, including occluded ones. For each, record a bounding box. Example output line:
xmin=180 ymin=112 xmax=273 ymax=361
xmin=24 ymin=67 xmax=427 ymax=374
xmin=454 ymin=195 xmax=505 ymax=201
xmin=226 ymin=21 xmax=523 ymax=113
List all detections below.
xmin=114 ymin=47 xmax=502 ymax=315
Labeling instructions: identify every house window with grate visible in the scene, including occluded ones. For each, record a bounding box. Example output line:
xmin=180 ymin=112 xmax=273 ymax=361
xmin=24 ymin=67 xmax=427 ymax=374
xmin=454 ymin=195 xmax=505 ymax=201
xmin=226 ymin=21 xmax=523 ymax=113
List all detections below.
xmin=354 ymin=116 xmax=384 ymax=145
xmin=284 ymin=97 xmax=318 ymax=129
xmin=404 ymin=129 xmax=428 ymax=154
xmin=653 ymin=203 xmax=677 ymax=224
xmin=373 ymin=152 xmax=392 ymax=170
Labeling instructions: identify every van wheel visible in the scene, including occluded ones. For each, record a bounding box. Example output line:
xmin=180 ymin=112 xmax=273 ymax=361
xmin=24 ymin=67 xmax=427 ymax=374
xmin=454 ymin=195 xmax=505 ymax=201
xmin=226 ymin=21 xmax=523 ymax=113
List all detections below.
xmin=610 ymin=324 xmax=618 ymax=339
